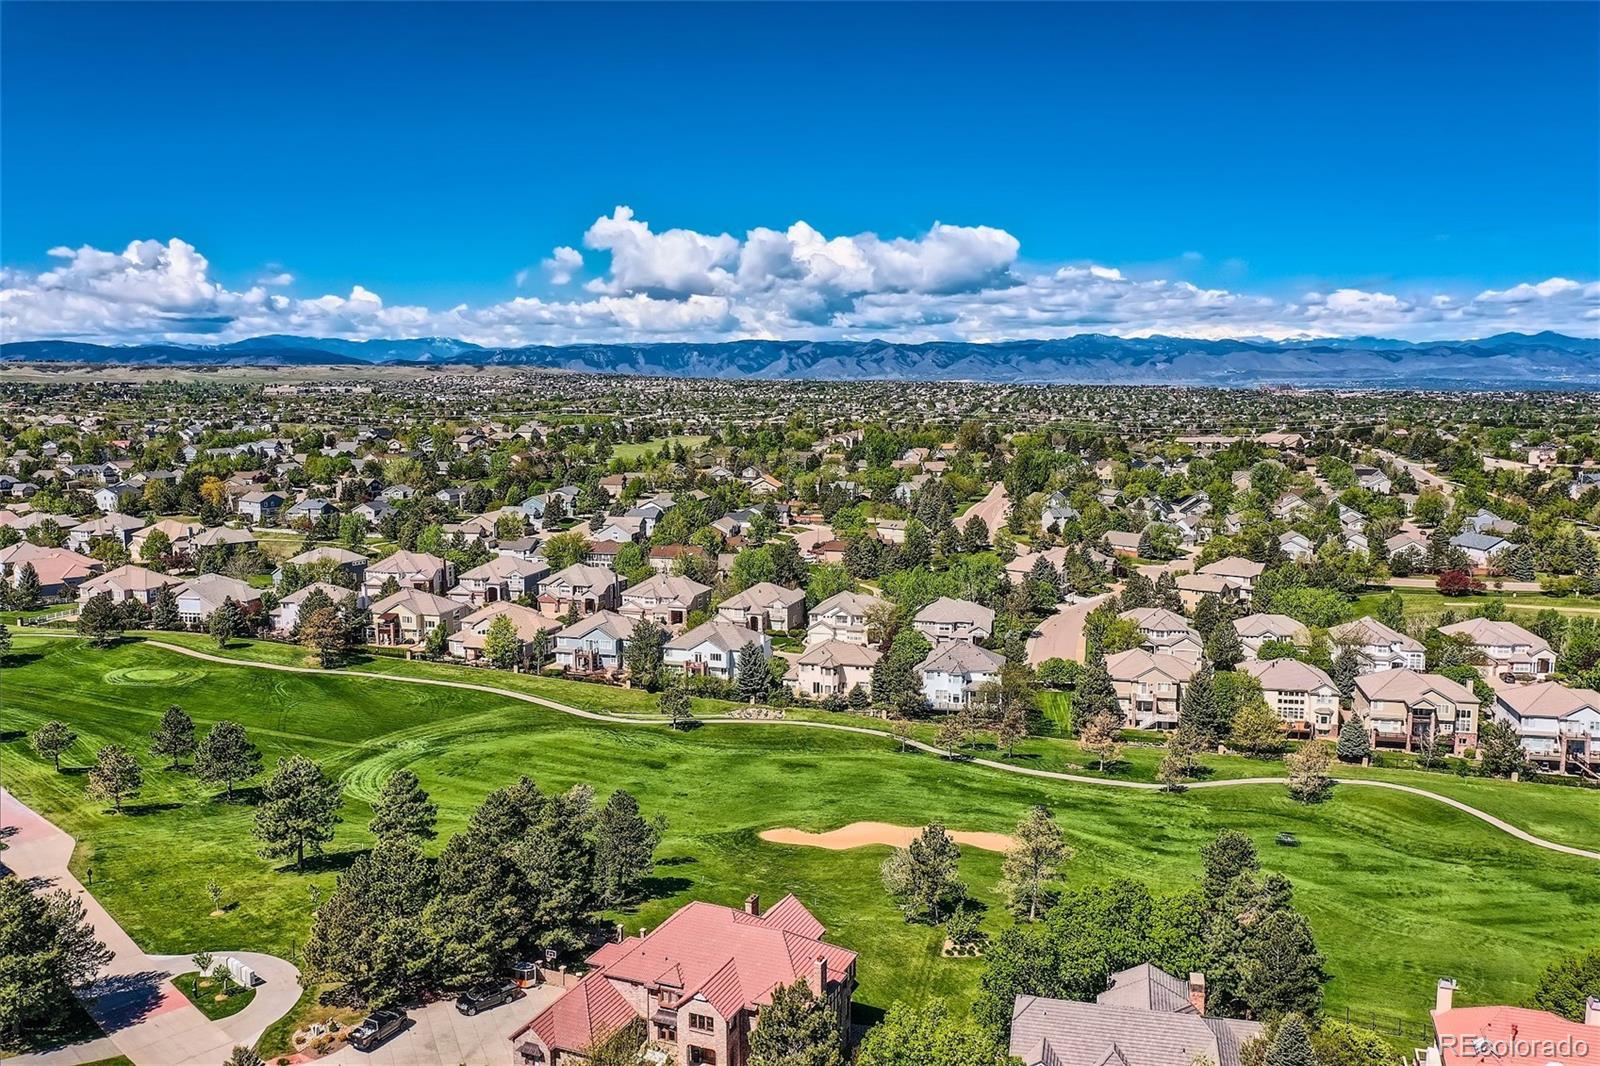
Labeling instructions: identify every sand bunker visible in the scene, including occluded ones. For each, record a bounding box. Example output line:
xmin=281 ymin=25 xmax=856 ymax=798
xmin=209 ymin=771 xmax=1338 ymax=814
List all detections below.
xmin=760 ymin=821 xmax=1015 ymax=854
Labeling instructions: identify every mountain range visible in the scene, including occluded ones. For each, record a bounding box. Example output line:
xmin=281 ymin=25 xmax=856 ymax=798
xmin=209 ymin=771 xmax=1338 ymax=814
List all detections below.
xmin=3 ymin=331 xmax=1597 ymax=388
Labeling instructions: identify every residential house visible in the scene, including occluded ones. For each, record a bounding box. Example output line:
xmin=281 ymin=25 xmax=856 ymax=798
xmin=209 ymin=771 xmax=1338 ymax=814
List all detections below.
xmin=1354 ymin=465 xmax=1393 ymax=494
xmin=1449 ymin=532 xmax=1511 ymax=569
xmin=537 ymin=564 xmax=622 ymax=619
xmin=1040 ymin=492 xmax=1079 ymax=533
xmin=77 ymin=563 xmax=182 ymax=606
xmin=236 ymin=489 xmax=287 ymax=524
xmin=917 ymin=640 xmax=1004 ymax=710
xmin=1438 ymin=617 xmax=1555 ymax=678
xmin=1423 ymin=977 xmax=1600 ymax=1066
xmin=716 ymin=582 xmax=807 ymax=633
xmin=364 ymin=550 xmax=454 ymax=598
xmin=912 ymin=597 xmax=994 ymax=645
xmin=129 ymin=519 xmax=203 ymax=561
xmin=510 ymin=893 xmax=856 ymax=1066
xmin=1278 ymin=530 xmax=1314 ymax=562
xmin=1238 ymin=658 xmax=1340 ymax=736
xmin=285 ymin=497 xmax=338 ymax=524
xmin=1119 ymin=607 xmax=1203 ymax=663
xmin=1273 ymin=492 xmax=1309 ymax=521
xmin=1194 ymin=557 xmax=1265 ymax=601
xmin=448 ymin=602 xmax=562 ymax=664
xmin=1353 ymin=669 xmax=1479 ymax=754
xmin=91 ymin=483 xmax=140 ymax=513
xmin=793 ymin=640 xmax=880 ymax=701
xmin=553 ymin=610 xmax=634 ymax=674
xmin=1385 ymin=528 xmax=1430 ymax=558
xmin=806 ymin=590 xmax=885 ymax=647
xmin=274 ymin=546 xmax=367 ymax=586
xmin=67 ymin=512 xmax=145 ymax=553
xmin=192 ymin=526 xmax=258 ymax=554
xmin=368 ymin=588 xmax=471 ymax=647
xmin=350 ymin=498 xmax=394 ymax=524
xmin=451 ymin=555 xmax=549 ymax=606
xmin=270 ymin=582 xmax=354 ymax=634
xmin=1009 ymin=964 xmax=1260 ymax=1066
xmin=1103 ymin=530 xmax=1143 ymax=557
xmin=1232 ymin=613 xmax=1310 ymax=658
xmin=0 ymin=543 xmax=102 ymax=601
xmin=620 ymin=573 xmax=711 ymax=629
xmin=175 ymin=573 xmax=262 ymax=626
xmin=591 ymin=515 xmax=646 ymax=544
xmin=1330 ymin=616 xmax=1426 ymax=672
xmin=1105 ymin=649 xmax=1198 ymax=729
xmin=664 ymin=620 xmax=770 ymax=680
xmin=1491 ymin=683 xmax=1600 ymax=776
xmin=647 ymin=544 xmax=710 ymax=575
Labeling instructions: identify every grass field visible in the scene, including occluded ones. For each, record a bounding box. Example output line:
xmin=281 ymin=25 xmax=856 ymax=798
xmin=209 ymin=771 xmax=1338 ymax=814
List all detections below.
xmin=172 ymin=971 xmax=256 ymax=1021
xmin=1354 ymin=587 xmax=1600 ymax=620
xmin=611 ymin=435 xmax=710 ymax=462
xmin=3 ymin=634 xmax=1598 ymax=1030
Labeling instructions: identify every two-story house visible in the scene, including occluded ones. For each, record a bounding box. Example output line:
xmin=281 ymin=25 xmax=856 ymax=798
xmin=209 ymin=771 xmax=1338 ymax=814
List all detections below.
xmin=451 ymin=555 xmax=550 ymax=606
xmin=1120 ymin=607 xmax=1203 ymax=662
xmin=510 ymin=893 xmax=856 ymax=1066
xmin=1105 ymin=649 xmax=1198 ymax=729
xmin=715 ymin=582 xmax=807 ymax=633
xmin=793 ymin=640 xmax=881 ymax=701
xmin=664 ymin=620 xmax=770 ymax=680
xmin=363 ymin=550 xmax=454 ymax=598
xmin=551 ymin=610 xmax=634 ymax=675
xmin=620 ymin=574 xmax=712 ymax=629
xmin=917 ymin=641 xmax=1004 ymax=711
xmin=1492 ymin=682 xmax=1600 ymax=775
xmin=368 ymin=588 xmax=470 ymax=647
xmin=806 ymin=591 xmax=886 ymax=647
xmin=1237 ymin=658 xmax=1340 ymax=736
xmin=447 ymin=601 xmax=561 ymax=665
xmin=537 ymin=564 xmax=622 ymax=619
xmin=911 ymin=597 xmax=994 ymax=645
xmin=1329 ymin=616 xmax=1426 ymax=672
xmin=1353 ymin=670 xmax=1479 ymax=754
xmin=1438 ymin=618 xmax=1555 ymax=678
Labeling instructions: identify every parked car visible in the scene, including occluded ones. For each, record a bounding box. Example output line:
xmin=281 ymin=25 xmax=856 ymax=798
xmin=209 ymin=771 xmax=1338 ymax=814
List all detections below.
xmin=348 ymin=1008 xmax=406 ymax=1051
xmin=455 ymin=980 xmax=519 ymax=1015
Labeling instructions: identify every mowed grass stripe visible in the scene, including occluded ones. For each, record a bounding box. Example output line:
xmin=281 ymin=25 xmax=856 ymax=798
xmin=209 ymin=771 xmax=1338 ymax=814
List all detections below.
xmin=3 ymin=637 xmax=1595 ymax=1022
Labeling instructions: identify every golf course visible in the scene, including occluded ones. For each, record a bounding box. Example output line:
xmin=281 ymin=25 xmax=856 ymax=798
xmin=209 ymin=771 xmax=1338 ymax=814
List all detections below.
xmin=3 ymin=632 xmax=1597 ymax=1030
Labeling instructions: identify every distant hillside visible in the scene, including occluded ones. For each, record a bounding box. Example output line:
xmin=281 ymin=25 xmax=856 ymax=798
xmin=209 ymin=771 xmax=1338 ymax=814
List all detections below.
xmin=3 ymin=332 xmax=1596 ymax=387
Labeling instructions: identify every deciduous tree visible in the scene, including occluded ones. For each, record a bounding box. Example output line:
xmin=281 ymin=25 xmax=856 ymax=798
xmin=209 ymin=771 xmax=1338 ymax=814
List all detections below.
xmin=87 ymin=744 xmax=143 ymax=812
xmin=31 ymin=720 xmax=77 ymax=771
xmin=1000 ymin=806 xmax=1072 ymax=920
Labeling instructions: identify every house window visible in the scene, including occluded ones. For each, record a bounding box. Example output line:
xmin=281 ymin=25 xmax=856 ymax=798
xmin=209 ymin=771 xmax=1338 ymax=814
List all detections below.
xmin=689 ymin=1013 xmax=715 ymax=1034
xmin=689 ymin=1049 xmax=717 ymax=1066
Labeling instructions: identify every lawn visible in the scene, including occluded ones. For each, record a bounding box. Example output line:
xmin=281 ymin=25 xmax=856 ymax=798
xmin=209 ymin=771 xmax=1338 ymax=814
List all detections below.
xmin=173 ymin=971 xmax=256 ymax=1021
xmin=3 ymin=635 xmax=1597 ymax=1030
xmin=1353 ymin=587 xmax=1600 ymax=621
xmin=611 ymin=435 xmax=710 ymax=462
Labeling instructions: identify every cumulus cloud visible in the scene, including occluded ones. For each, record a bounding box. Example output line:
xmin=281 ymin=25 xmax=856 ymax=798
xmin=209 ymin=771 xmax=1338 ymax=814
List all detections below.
xmin=1 ymin=210 xmax=1595 ymax=346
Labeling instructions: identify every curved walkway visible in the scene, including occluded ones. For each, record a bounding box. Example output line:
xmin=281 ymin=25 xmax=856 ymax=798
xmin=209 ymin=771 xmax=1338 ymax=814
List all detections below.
xmin=0 ymin=789 xmax=301 ymax=1066
xmin=46 ymin=634 xmax=1597 ymax=864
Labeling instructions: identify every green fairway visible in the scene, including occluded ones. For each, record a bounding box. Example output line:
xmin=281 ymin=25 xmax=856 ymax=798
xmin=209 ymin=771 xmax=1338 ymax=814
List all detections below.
xmin=3 ymin=635 xmax=1597 ymax=1028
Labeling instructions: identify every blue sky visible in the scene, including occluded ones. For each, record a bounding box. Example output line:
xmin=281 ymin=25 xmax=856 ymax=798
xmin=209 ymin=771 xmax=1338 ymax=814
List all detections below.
xmin=2 ymin=2 xmax=1596 ymax=344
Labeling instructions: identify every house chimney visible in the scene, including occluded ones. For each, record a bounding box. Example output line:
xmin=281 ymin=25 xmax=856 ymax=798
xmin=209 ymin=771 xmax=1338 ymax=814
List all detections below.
xmin=1436 ymin=978 xmax=1457 ymax=1013
xmin=744 ymin=893 xmax=761 ymax=917
xmin=812 ymin=955 xmax=829 ymax=997
xmin=1585 ymin=996 xmax=1600 ymax=1027
xmin=1187 ymin=973 xmax=1207 ymax=1016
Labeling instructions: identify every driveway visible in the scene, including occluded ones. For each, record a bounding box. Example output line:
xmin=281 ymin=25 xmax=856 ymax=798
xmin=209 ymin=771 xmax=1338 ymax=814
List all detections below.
xmin=1 ymin=789 xmax=301 ymax=1066
xmin=319 ymin=984 xmax=564 ymax=1065
xmin=1027 ymin=592 xmax=1114 ymax=665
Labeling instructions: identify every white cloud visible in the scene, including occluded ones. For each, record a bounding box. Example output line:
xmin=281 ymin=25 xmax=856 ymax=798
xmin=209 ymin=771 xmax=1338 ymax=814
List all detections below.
xmin=1 ymin=212 xmax=1595 ymax=346
xmin=541 ymin=246 xmax=584 ymax=285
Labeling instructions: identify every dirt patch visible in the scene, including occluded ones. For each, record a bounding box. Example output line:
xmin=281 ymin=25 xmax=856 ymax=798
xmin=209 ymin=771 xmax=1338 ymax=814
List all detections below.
xmin=759 ymin=821 xmax=1015 ymax=853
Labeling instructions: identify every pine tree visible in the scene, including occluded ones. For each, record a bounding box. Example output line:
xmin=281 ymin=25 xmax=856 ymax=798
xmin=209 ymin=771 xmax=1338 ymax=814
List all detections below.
xmin=88 ymin=744 xmax=143 ymax=813
xmin=225 ymin=1047 xmax=266 ymax=1066
xmin=592 ymin=789 xmax=661 ymax=905
xmin=149 ymin=704 xmax=196 ymax=769
xmin=623 ymin=618 xmax=664 ymax=688
xmin=151 ymin=584 xmax=180 ymax=630
xmin=1179 ymin=664 xmax=1226 ymax=744
xmin=1072 ymin=649 xmax=1118 ymax=737
xmin=12 ymin=562 xmax=40 ymax=611
xmin=482 ymin=611 xmax=521 ymax=670
xmin=76 ymin=592 xmax=121 ymax=647
xmin=254 ymin=755 xmax=344 ymax=871
xmin=1335 ymin=716 xmax=1370 ymax=763
xmin=1265 ymin=1013 xmax=1317 ymax=1066
xmin=0 ymin=619 xmax=11 ymax=660
xmin=194 ymin=720 xmax=263 ymax=801
xmin=1205 ymin=624 xmax=1245 ymax=670
xmin=209 ymin=597 xmax=242 ymax=648
xmin=736 ymin=641 xmax=770 ymax=701
xmin=1331 ymin=647 xmax=1361 ymax=702
xmin=368 ymin=769 xmax=438 ymax=844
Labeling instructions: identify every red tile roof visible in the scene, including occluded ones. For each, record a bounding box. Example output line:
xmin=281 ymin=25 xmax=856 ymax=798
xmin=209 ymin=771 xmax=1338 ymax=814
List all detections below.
xmin=515 ymin=894 xmax=855 ymax=1055
xmin=1433 ymin=1005 xmax=1597 ymax=1066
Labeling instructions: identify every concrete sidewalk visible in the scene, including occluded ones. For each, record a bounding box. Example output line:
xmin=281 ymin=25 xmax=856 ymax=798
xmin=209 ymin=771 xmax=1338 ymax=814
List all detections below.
xmin=2 ymin=789 xmax=301 ymax=1066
